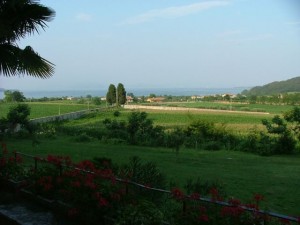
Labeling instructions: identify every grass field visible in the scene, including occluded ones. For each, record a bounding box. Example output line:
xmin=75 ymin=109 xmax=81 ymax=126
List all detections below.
xmin=60 ymin=108 xmax=271 ymax=133
xmin=3 ymin=136 xmax=300 ymax=216
xmin=0 ymin=102 xmax=101 ymax=119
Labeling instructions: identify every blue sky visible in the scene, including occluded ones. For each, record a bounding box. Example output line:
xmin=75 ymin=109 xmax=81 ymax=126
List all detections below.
xmin=1 ymin=0 xmax=300 ymax=91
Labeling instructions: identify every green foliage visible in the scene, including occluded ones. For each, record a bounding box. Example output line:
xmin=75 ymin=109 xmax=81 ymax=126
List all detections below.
xmin=6 ymin=104 xmax=31 ymax=130
xmin=184 ymin=177 xmax=226 ymax=197
xmin=284 ymin=106 xmax=300 ymax=140
xmin=74 ymin=132 xmax=93 ymax=142
xmin=120 ymin=156 xmax=166 ymax=202
xmin=103 ymin=118 xmax=127 ymax=140
xmin=116 ymin=200 xmax=164 ymax=225
xmin=113 ymin=110 xmax=121 ymax=117
xmin=126 ymin=111 xmax=165 ymax=146
xmin=106 ymin=84 xmax=116 ymax=105
xmin=165 ymin=128 xmax=185 ymax=155
xmin=117 ymin=83 xmax=126 ymax=105
xmin=262 ymin=115 xmax=296 ymax=154
xmin=242 ymin=76 xmax=300 ymax=96
xmin=4 ymin=90 xmax=26 ymax=102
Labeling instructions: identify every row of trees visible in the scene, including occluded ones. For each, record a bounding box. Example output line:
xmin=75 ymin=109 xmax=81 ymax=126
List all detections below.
xmin=106 ymin=83 xmax=126 ymax=106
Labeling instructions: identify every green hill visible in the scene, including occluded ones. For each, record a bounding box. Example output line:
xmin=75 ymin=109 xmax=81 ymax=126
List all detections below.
xmin=241 ymin=76 xmax=300 ymax=96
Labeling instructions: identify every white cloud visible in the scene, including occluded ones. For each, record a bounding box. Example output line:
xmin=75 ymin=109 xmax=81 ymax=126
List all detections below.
xmin=76 ymin=13 xmax=92 ymax=22
xmin=121 ymin=1 xmax=230 ymax=25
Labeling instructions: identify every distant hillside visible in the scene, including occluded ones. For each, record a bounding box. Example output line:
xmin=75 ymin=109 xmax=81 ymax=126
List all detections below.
xmin=241 ymin=76 xmax=300 ymax=96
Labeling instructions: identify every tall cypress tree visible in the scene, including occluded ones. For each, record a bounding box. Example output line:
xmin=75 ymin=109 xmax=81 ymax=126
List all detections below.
xmin=106 ymin=84 xmax=116 ymax=105
xmin=117 ymin=83 xmax=126 ymax=106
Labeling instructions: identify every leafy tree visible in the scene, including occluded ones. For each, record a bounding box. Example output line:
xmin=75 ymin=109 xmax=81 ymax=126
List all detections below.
xmin=127 ymin=111 xmax=164 ymax=146
xmin=4 ymin=90 xmax=25 ymax=102
xmin=262 ymin=115 xmax=296 ymax=154
xmin=91 ymin=97 xmax=101 ymax=105
xmin=6 ymin=104 xmax=31 ymax=130
xmin=106 ymin=84 xmax=116 ymax=105
xmin=117 ymin=83 xmax=126 ymax=106
xmin=284 ymin=106 xmax=300 ymax=140
xmin=0 ymin=0 xmax=55 ymax=78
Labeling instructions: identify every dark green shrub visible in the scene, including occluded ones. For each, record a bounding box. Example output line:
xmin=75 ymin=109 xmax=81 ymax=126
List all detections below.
xmin=113 ymin=110 xmax=121 ymax=117
xmin=203 ymin=141 xmax=223 ymax=151
xmin=74 ymin=133 xmax=92 ymax=142
xmin=116 ymin=200 xmax=164 ymax=225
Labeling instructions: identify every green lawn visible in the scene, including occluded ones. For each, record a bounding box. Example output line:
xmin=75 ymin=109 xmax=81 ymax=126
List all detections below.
xmin=3 ymin=136 xmax=300 ymax=216
xmin=0 ymin=102 xmax=101 ymax=119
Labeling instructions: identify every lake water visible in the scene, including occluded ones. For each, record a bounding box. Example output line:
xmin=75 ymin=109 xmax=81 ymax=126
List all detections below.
xmin=0 ymin=87 xmax=248 ymax=99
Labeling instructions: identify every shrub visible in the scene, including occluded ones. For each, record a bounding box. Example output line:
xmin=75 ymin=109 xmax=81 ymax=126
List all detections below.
xmin=113 ymin=110 xmax=121 ymax=117
xmin=74 ymin=133 xmax=92 ymax=142
xmin=116 ymin=200 xmax=164 ymax=225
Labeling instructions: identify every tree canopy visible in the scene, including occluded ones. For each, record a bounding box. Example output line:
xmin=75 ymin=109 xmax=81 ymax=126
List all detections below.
xmin=0 ymin=0 xmax=55 ymax=78
xmin=106 ymin=84 xmax=116 ymax=105
xmin=117 ymin=83 xmax=126 ymax=106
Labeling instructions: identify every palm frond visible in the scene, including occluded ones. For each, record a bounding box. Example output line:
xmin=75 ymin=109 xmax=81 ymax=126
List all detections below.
xmin=0 ymin=43 xmax=55 ymax=78
xmin=18 ymin=46 xmax=55 ymax=78
xmin=0 ymin=0 xmax=55 ymax=42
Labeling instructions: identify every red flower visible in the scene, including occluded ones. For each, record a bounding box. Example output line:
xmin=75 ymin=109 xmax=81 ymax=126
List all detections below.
xmin=279 ymin=218 xmax=291 ymax=225
xmin=71 ymin=181 xmax=81 ymax=188
xmin=254 ymin=193 xmax=264 ymax=202
xmin=0 ymin=157 xmax=6 ymax=167
xmin=229 ymin=198 xmax=241 ymax=206
xmin=190 ymin=192 xmax=200 ymax=200
xmin=209 ymin=188 xmax=219 ymax=201
xmin=68 ymin=208 xmax=79 ymax=218
xmin=221 ymin=206 xmax=244 ymax=218
xmin=199 ymin=206 xmax=207 ymax=214
xmin=98 ymin=197 xmax=108 ymax=207
xmin=199 ymin=214 xmax=209 ymax=222
xmin=171 ymin=187 xmax=185 ymax=201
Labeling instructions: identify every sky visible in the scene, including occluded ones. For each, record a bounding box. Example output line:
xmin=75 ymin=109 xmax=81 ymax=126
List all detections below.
xmin=1 ymin=0 xmax=300 ymax=91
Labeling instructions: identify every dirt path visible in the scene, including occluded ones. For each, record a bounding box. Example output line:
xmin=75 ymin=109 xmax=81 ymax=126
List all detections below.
xmin=124 ymin=104 xmax=270 ymax=115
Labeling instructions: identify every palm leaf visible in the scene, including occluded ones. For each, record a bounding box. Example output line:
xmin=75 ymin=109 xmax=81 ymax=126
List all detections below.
xmin=0 ymin=0 xmax=55 ymax=42
xmin=0 ymin=43 xmax=54 ymax=78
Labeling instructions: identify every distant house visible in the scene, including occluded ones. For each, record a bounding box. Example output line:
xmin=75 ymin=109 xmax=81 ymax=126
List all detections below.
xmin=191 ymin=95 xmax=202 ymax=100
xmin=222 ymin=94 xmax=237 ymax=99
xmin=67 ymin=96 xmax=73 ymax=100
xmin=100 ymin=97 xmax=106 ymax=101
xmin=146 ymin=97 xmax=165 ymax=103
xmin=126 ymin=96 xmax=134 ymax=103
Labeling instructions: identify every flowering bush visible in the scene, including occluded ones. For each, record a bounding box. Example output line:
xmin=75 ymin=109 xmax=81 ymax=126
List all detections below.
xmin=0 ymin=143 xmax=24 ymax=181
xmin=1 ymin=144 xmax=298 ymax=225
